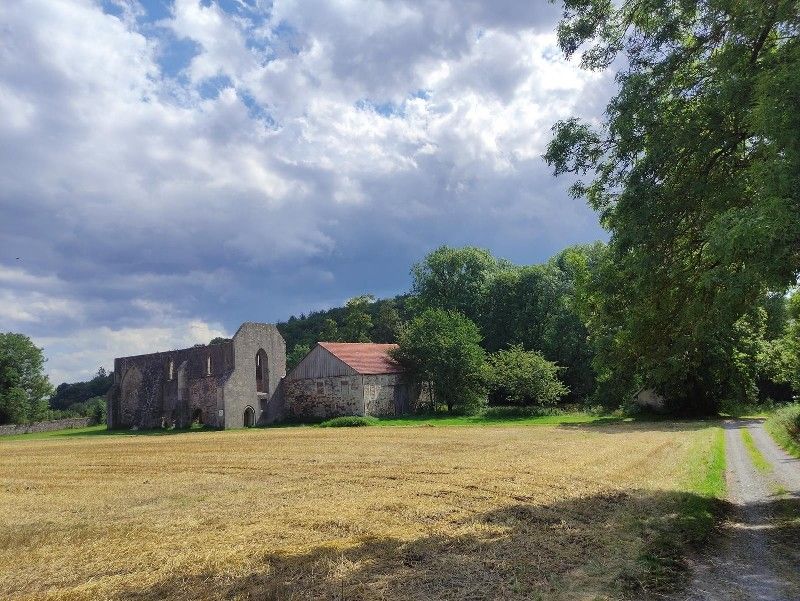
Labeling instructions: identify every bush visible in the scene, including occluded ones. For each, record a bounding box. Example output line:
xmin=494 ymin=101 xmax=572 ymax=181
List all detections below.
xmin=319 ymin=416 xmax=378 ymax=428
xmin=484 ymin=345 xmax=569 ymax=406
xmin=766 ymin=403 xmax=800 ymax=457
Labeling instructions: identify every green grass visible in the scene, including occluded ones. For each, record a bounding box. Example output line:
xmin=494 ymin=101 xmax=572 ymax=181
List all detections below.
xmin=741 ymin=428 xmax=772 ymax=473
xmin=365 ymin=411 xmax=624 ymax=428
xmin=0 ymin=424 xmax=107 ymax=442
xmin=765 ymin=404 xmax=800 ymax=459
xmin=319 ymin=416 xmax=379 ymax=427
xmin=632 ymin=425 xmax=727 ymax=593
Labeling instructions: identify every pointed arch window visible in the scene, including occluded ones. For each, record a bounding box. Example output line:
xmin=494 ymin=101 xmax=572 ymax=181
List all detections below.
xmin=206 ymin=355 xmax=212 ymax=376
xmin=256 ymin=349 xmax=268 ymax=393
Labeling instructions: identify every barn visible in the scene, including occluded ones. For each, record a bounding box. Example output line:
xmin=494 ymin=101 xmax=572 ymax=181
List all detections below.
xmin=284 ymin=342 xmax=418 ymax=420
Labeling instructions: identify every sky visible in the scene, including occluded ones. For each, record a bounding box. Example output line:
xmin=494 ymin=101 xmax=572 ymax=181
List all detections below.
xmin=0 ymin=0 xmax=612 ymax=384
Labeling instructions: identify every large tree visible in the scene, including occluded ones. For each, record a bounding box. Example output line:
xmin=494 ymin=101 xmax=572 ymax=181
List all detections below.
xmin=0 ymin=333 xmax=52 ymax=424
xmin=546 ymin=0 xmax=800 ymax=413
xmin=391 ymin=309 xmax=486 ymax=413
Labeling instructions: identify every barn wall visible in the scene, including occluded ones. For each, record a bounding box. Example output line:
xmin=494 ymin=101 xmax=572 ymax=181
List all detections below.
xmin=286 ymin=375 xmax=365 ymax=420
xmin=285 ymin=345 xmax=357 ymax=380
xmin=363 ymin=374 xmax=417 ymax=417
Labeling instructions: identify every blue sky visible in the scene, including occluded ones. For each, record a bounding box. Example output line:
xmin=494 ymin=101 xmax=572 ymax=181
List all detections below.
xmin=0 ymin=0 xmax=611 ymax=383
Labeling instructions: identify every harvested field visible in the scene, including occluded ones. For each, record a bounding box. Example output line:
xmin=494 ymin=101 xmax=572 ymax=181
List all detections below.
xmin=0 ymin=422 xmax=720 ymax=600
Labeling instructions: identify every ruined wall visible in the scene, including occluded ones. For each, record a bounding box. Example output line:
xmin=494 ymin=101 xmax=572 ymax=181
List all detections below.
xmin=107 ymin=341 xmax=234 ymax=429
xmin=222 ymin=323 xmax=286 ymax=428
xmin=286 ymin=375 xmax=364 ymax=420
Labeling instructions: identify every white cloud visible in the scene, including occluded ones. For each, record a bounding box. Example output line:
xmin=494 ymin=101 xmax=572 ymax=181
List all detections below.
xmin=0 ymin=0 xmax=610 ymax=382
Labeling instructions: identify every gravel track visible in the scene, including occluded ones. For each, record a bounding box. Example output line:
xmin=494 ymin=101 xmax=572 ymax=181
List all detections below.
xmin=677 ymin=420 xmax=800 ymax=601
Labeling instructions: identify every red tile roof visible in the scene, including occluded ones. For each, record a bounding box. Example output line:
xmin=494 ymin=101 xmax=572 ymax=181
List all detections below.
xmin=318 ymin=342 xmax=403 ymax=375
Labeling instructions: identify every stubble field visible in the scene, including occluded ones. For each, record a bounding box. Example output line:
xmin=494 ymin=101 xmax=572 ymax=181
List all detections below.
xmin=0 ymin=421 xmax=721 ymax=600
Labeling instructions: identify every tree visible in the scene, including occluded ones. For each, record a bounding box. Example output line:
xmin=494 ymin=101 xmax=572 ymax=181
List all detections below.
xmin=286 ymin=343 xmax=311 ymax=371
xmin=545 ymin=0 xmax=800 ymax=413
xmin=319 ymin=318 xmax=340 ymax=342
xmin=372 ymin=300 xmax=403 ymax=343
xmin=341 ymin=295 xmax=375 ymax=342
xmin=0 ymin=333 xmax=53 ymax=424
xmin=485 ymin=345 xmax=569 ymax=406
xmin=391 ymin=309 xmax=486 ymax=413
xmin=411 ymin=246 xmax=507 ymax=327
xmin=209 ymin=337 xmax=231 ymax=345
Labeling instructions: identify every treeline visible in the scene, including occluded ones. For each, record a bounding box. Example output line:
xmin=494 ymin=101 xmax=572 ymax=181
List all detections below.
xmin=277 ymin=243 xmax=800 ymax=414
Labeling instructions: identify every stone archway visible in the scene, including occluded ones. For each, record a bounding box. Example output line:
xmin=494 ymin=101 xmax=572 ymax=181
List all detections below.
xmin=243 ymin=406 xmax=255 ymax=427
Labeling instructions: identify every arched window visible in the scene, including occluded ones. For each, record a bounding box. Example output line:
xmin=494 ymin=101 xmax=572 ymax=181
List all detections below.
xmin=255 ymin=349 xmax=268 ymax=393
xmin=168 ymin=359 xmax=174 ymax=381
xmin=206 ymin=355 xmax=212 ymax=376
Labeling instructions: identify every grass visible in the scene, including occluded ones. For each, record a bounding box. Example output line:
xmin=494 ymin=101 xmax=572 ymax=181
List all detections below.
xmin=741 ymin=428 xmax=772 ymax=473
xmin=0 ymin=424 xmax=107 ymax=441
xmin=628 ymin=426 xmax=726 ymax=592
xmin=319 ymin=416 xmax=379 ymax=427
xmin=765 ymin=404 xmax=800 ymax=459
xmin=0 ymin=420 xmax=724 ymax=600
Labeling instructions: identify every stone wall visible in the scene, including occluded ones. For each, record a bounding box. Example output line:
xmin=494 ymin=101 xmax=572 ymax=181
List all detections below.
xmin=286 ymin=375 xmax=364 ymax=420
xmin=363 ymin=374 xmax=417 ymax=416
xmin=0 ymin=417 xmax=95 ymax=436
xmin=223 ymin=322 xmax=286 ymax=427
xmin=108 ymin=341 xmax=234 ymax=429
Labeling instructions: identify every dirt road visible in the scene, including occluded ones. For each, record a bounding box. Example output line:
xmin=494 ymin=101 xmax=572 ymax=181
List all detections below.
xmin=678 ymin=420 xmax=800 ymax=601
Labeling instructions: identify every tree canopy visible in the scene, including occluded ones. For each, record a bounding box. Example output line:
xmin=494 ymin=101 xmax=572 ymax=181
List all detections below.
xmin=0 ymin=333 xmax=53 ymax=425
xmin=546 ymin=0 xmax=800 ymax=413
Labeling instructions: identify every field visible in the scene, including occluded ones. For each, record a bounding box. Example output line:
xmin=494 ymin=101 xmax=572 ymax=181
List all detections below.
xmin=0 ymin=421 xmax=723 ymax=600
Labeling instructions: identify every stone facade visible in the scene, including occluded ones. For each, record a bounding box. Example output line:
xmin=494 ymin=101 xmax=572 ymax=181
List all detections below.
xmin=107 ymin=322 xmax=285 ymax=430
xmin=284 ymin=343 xmax=418 ymax=420
xmin=286 ymin=375 xmax=365 ymax=419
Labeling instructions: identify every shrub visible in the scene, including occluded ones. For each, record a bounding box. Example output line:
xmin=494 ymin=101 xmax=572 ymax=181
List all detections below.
xmin=484 ymin=345 xmax=569 ymax=406
xmin=766 ymin=404 xmax=800 ymax=457
xmin=319 ymin=416 xmax=378 ymax=428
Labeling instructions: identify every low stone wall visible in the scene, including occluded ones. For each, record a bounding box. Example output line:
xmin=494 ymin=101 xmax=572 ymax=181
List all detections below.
xmin=0 ymin=416 xmax=96 ymax=436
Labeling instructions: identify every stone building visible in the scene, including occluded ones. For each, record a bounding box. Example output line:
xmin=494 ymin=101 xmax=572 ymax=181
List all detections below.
xmin=284 ymin=342 xmax=418 ymax=420
xmin=107 ymin=322 xmax=285 ymax=429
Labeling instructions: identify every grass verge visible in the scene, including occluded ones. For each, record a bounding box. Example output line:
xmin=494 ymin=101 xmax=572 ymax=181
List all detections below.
xmin=765 ymin=404 xmax=800 ymax=459
xmin=627 ymin=426 xmax=727 ymax=594
xmin=741 ymin=428 xmax=772 ymax=472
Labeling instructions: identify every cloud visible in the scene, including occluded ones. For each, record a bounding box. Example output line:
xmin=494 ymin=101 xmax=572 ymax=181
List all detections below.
xmin=0 ymin=0 xmax=611 ymax=382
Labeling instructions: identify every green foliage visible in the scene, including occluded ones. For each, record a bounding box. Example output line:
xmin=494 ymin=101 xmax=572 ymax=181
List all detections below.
xmin=319 ymin=416 xmax=378 ymax=427
xmin=319 ymin=317 xmax=340 ymax=342
xmin=50 ymin=367 xmax=113 ymax=411
xmin=372 ymin=300 xmax=403 ymax=343
xmin=411 ymin=246 xmax=507 ymax=326
xmin=546 ymin=0 xmax=800 ymax=414
xmin=286 ymin=343 xmax=311 ymax=371
xmin=209 ymin=337 xmax=231 ymax=345
xmin=412 ymin=243 xmax=602 ymax=402
xmin=392 ymin=308 xmax=487 ymax=413
xmin=0 ymin=333 xmax=53 ymax=424
xmin=341 ymin=295 xmax=375 ymax=342
xmin=484 ymin=345 xmax=569 ymax=406
xmin=765 ymin=404 xmax=800 ymax=458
